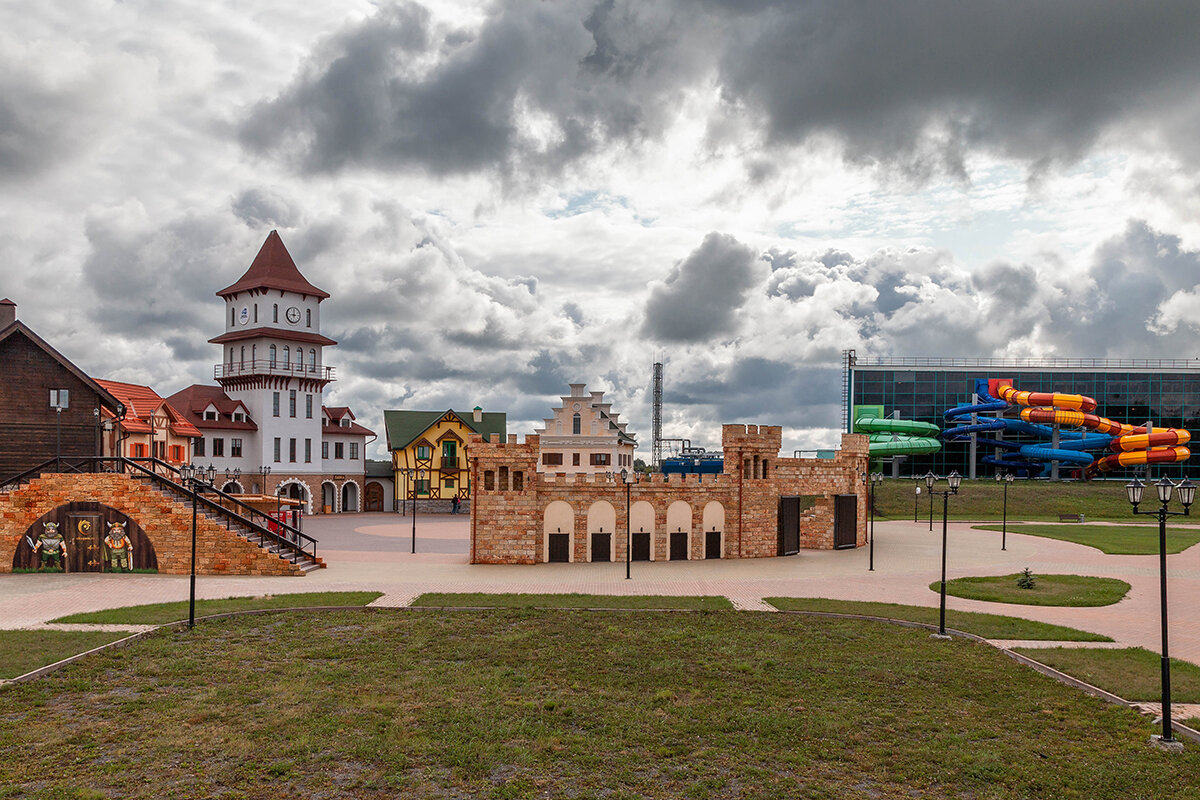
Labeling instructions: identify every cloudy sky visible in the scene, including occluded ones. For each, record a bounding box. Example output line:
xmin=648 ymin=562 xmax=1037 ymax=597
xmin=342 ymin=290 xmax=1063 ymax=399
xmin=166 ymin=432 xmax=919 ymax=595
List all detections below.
xmin=5 ymin=0 xmax=1200 ymax=458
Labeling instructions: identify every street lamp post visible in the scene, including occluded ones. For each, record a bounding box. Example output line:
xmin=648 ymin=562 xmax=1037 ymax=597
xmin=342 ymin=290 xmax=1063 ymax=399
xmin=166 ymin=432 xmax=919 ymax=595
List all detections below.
xmin=1126 ymin=476 xmax=1194 ymax=745
xmin=180 ymin=462 xmax=217 ymax=629
xmin=408 ymin=467 xmax=423 ymax=554
xmin=257 ymin=465 xmax=270 ymax=495
xmin=869 ymin=472 xmax=883 ymax=571
xmin=621 ymin=468 xmax=635 ymax=580
xmin=925 ymin=471 xmax=962 ymax=637
xmin=925 ymin=470 xmax=935 ymax=531
xmin=996 ymin=472 xmax=1014 ymax=550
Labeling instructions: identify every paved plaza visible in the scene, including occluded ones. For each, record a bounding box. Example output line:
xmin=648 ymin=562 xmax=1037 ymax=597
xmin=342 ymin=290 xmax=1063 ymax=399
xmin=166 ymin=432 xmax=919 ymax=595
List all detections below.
xmin=2 ymin=513 xmax=1198 ymax=670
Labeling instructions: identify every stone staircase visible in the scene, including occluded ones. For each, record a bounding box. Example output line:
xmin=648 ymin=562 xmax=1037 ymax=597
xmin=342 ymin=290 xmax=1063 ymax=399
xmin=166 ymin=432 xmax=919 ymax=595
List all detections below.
xmin=136 ymin=478 xmax=324 ymax=573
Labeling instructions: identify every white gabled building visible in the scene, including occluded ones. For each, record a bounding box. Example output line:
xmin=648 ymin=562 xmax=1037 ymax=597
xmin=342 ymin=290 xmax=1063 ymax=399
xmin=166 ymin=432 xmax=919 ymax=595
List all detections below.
xmin=168 ymin=231 xmax=373 ymax=513
xmin=534 ymin=383 xmax=637 ymax=475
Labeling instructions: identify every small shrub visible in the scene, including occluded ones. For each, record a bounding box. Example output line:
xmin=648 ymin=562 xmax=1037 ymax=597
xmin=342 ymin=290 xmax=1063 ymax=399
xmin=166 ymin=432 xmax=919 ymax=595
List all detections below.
xmin=1016 ymin=568 xmax=1037 ymax=590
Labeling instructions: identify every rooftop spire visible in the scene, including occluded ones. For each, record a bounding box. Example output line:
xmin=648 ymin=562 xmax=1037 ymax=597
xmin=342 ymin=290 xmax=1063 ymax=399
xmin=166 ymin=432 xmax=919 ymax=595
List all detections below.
xmin=216 ymin=231 xmax=330 ymax=299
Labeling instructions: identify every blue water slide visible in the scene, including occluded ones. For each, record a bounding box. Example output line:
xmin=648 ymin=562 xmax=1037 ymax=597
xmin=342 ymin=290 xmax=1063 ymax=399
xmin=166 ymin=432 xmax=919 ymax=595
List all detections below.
xmin=944 ymin=378 xmax=1009 ymax=420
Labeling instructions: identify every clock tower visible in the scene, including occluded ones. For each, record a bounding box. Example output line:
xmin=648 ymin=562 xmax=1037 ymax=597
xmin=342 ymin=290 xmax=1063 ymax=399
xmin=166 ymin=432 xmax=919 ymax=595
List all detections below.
xmin=210 ymin=231 xmax=336 ymax=480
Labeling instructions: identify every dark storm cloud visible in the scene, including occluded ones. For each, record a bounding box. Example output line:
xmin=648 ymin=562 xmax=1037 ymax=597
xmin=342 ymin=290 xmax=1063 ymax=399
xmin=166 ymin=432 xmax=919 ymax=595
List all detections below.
xmin=240 ymin=0 xmax=694 ymax=178
xmin=240 ymin=1 xmax=1200 ymax=181
xmin=716 ymin=0 xmax=1200 ymax=173
xmin=642 ymin=232 xmax=763 ymax=342
xmin=672 ymin=359 xmax=842 ymax=430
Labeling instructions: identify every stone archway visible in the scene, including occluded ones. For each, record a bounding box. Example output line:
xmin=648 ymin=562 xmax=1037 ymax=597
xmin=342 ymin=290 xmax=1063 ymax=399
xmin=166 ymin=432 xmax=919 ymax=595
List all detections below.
xmin=630 ymin=500 xmax=655 ymax=561
xmin=321 ymin=481 xmax=336 ymax=514
xmin=666 ymin=501 xmax=693 ymax=560
xmin=365 ymin=481 xmax=385 ymax=512
xmin=586 ymin=501 xmax=617 ymax=562
xmin=543 ymin=500 xmax=574 ymax=562
xmin=702 ymin=501 xmax=726 ymax=559
xmin=341 ymin=480 xmax=360 ymax=513
xmin=276 ymin=479 xmax=312 ymax=514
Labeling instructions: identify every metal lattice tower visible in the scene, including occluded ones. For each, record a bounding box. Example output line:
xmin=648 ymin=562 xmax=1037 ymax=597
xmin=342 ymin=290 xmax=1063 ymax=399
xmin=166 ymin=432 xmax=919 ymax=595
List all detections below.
xmin=652 ymin=361 xmax=664 ymax=468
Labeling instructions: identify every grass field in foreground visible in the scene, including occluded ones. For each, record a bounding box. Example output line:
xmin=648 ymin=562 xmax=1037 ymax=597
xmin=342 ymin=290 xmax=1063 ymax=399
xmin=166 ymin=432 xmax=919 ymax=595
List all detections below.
xmin=1012 ymin=647 xmax=1200 ymax=703
xmin=933 ymin=574 xmax=1131 ymax=607
xmin=0 ymin=630 xmax=129 ymax=679
xmin=2 ymin=610 xmax=1195 ymax=799
xmin=972 ymin=523 xmax=1200 ymax=554
xmin=765 ymin=597 xmax=1112 ymax=641
xmin=50 ymin=591 xmax=384 ymax=625
xmin=412 ymin=593 xmax=732 ymax=610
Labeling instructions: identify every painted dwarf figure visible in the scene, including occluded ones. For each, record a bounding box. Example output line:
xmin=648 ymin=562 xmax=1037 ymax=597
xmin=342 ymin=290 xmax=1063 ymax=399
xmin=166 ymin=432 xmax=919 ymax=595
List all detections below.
xmin=32 ymin=522 xmax=67 ymax=571
xmin=104 ymin=521 xmax=133 ymax=572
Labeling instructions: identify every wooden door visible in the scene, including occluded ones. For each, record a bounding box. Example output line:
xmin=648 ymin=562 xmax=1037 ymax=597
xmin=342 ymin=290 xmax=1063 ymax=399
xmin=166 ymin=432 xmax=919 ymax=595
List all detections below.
xmin=548 ymin=533 xmax=570 ymax=563
xmin=778 ymin=497 xmax=801 ymax=555
xmin=834 ymin=494 xmax=857 ymax=549
xmin=591 ymin=533 xmax=611 ymax=562
xmin=632 ymin=532 xmax=650 ymax=561
xmin=705 ymin=530 xmax=721 ymax=559
xmin=364 ymin=482 xmax=384 ymax=512
xmin=67 ymin=513 xmax=103 ymax=572
xmin=669 ymin=531 xmax=688 ymax=560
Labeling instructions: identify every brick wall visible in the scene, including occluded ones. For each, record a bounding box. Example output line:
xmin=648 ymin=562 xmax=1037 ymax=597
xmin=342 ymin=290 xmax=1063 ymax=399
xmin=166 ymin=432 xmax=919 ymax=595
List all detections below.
xmin=469 ymin=426 xmax=871 ymax=564
xmin=0 ymin=473 xmax=307 ymax=575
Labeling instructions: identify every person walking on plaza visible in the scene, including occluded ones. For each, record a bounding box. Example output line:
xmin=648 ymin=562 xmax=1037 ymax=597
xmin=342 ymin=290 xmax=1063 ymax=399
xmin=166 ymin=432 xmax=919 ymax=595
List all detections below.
xmin=451 ymin=495 xmax=460 ymax=515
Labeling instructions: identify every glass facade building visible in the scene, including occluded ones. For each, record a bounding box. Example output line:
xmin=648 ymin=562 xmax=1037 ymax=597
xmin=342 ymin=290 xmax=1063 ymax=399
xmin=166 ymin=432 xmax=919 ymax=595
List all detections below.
xmin=844 ymin=353 xmax=1200 ymax=479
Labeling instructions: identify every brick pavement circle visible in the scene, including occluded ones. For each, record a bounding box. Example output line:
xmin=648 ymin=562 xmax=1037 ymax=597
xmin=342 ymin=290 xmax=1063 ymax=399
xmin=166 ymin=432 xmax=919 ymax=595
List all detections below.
xmin=2 ymin=514 xmax=1198 ymax=667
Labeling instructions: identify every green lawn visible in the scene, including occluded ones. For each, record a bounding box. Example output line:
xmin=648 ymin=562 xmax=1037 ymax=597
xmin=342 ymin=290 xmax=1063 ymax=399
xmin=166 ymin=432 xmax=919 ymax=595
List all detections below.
xmin=1 ymin=609 xmax=1196 ymax=799
xmin=1013 ymin=647 xmax=1200 ymax=703
xmin=874 ymin=478 xmax=1147 ymax=521
xmin=0 ymin=630 xmax=129 ymax=680
xmin=972 ymin=523 xmax=1200 ymax=554
xmin=412 ymin=593 xmax=733 ymax=610
xmin=932 ymin=574 xmax=1131 ymax=607
xmin=764 ymin=597 xmax=1111 ymax=641
xmin=50 ymin=591 xmax=384 ymax=625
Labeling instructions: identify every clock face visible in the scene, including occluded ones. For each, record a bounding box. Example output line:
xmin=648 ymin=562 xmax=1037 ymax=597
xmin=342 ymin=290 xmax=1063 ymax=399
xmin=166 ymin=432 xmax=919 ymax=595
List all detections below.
xmin=286 ymin=306 xmax=301 ymax=324
xmin=239 ymin=307 xmax=249 ymax=325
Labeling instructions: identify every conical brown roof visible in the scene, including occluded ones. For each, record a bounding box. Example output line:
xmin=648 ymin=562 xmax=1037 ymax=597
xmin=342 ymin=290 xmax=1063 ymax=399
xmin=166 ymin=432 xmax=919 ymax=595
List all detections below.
xmin=216 ymin=231 xmax=330 ymax=299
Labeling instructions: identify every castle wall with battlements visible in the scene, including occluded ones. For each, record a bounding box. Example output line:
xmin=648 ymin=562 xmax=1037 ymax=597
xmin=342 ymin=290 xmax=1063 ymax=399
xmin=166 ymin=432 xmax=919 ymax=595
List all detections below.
xmin=469 ymin=426 xmax=870 ymax=564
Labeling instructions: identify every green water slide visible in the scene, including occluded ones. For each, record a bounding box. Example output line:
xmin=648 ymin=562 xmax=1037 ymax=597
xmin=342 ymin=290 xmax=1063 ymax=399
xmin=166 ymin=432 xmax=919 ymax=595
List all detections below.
xmin=853 ymin=406 xmax=942 ymax=458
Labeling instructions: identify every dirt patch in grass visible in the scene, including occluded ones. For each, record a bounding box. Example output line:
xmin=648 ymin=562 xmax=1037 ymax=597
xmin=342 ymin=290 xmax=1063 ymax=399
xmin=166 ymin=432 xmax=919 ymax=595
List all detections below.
xmin=4 ymin=609 xmax=1190 ymax=799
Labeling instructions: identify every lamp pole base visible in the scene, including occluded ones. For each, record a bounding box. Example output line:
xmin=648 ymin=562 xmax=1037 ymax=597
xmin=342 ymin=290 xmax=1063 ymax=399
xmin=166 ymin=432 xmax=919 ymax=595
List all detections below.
xmin=1150 ymin=735 xmax=1184 ymax=753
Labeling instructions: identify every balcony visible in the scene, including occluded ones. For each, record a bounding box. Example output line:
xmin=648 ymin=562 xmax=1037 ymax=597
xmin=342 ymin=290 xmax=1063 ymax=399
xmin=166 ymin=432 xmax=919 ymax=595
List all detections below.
xmin=215 ymin=359 xmax=336 ymax=381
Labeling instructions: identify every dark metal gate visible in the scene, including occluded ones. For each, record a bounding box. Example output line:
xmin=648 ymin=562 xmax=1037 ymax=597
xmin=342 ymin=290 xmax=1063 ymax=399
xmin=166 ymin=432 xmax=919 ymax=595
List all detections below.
xmin=834 ymin=494 xmax=857 ymax=549
xmin=778 ymin=497 xmax=801 ymax=555
xmin=591 ymin=532 xmax=611 ymax=562
xmin=705 ymin=530 xmax=721 ymax=559
xmin=632 ymin=532 xmax=650 ymax=561
xmin=669 ymin=531 xmax=688 ymax=560
xmin=548 ymin=533 xmax=570 ymax=563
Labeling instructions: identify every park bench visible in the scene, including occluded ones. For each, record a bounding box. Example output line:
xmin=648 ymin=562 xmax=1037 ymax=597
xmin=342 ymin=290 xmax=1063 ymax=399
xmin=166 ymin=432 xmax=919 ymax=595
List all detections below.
xmin=1058 ymin=513 xmax=1085 ymax=523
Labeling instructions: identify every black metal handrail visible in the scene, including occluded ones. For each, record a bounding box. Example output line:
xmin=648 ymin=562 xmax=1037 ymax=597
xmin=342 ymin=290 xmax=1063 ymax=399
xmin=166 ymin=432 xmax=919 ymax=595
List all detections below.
xmin=123 ymin=457 xmax=317 ymax=560
xmin=0 ymin=456 xmax=318 ymax=563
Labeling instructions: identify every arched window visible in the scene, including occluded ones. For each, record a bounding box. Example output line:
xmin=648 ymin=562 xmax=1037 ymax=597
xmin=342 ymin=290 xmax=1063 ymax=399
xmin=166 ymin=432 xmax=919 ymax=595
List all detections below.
xmin=239 ymin=346 xmax=245 ymax=367
xmin=309 ymin=349 xmax=316 ymax=372
xmin=230 ymin=307 xmax=236 ymax=326
xmin=228 ymin=347 xmax=234 ymax=365
xmin=283 ymin=346 xmax=290 ymax=367
xmin=572 ymin=414 xmax=581 ymax=435
xmin=273 ymin=304 xmax=279 ymax=323
xmin=251 ymin=344 xmax=256 ymax=364
xmin=253 ymin=305 xmax=258 ymax=323
xmin=269 ymin=345 xmax=277 ymax=367
xmin=306 ymin=309 xmax=312 ymax=328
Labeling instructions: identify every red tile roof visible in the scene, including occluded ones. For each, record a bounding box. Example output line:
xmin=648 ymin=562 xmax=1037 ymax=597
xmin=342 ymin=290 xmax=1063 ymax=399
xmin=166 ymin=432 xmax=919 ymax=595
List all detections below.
xmin=216 ymin=231 xmax=330 ymax=300
xmin=323 ymin=406 xmax=375 ymax=437
xmin=97 ymin=379 xmax=202 ymax=438
xmin=165 ymin=385 xmax=259 ymax=431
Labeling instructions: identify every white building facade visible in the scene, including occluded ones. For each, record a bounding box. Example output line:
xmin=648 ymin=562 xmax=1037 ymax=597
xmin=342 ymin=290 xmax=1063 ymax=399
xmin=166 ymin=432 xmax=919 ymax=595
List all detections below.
xmin=534 ymin=383 xmax=637 ymax=475
xmin=168 ymin=231 xmax=373 ymax=512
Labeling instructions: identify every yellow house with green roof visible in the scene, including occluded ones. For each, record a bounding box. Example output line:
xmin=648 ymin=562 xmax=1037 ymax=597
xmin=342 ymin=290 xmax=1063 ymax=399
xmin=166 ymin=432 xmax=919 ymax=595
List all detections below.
xmin=384 ymin=407 xmax=507 ymax=510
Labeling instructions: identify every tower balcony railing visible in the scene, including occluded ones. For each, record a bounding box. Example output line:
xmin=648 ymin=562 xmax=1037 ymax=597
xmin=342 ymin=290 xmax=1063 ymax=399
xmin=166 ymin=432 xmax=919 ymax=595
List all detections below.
xmin=215 ymin=360 xmax=336 ymax=381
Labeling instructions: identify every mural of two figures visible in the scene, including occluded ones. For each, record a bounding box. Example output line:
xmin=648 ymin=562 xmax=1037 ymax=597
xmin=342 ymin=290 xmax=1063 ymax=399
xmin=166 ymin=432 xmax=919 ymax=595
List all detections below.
xmin=13 ymin=502 xmax=156 ymax=573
